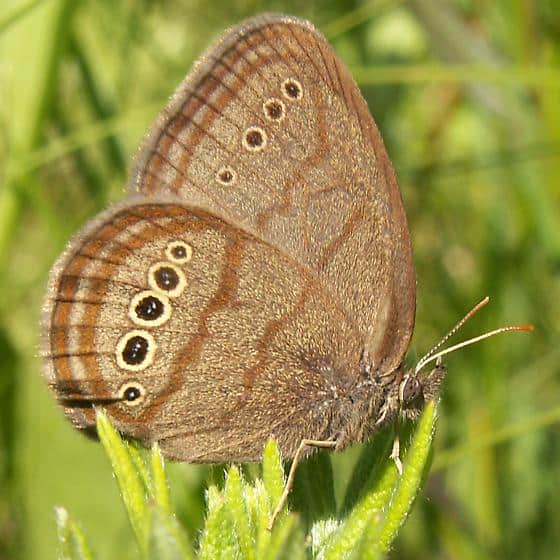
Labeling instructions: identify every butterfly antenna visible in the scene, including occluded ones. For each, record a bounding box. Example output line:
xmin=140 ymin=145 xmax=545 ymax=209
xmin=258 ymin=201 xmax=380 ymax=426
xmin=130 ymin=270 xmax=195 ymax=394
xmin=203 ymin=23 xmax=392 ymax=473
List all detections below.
xmin=415 ymin=296 xmax=490 ymax=372
xmin=415 ymin=297 xmax=533 ymax=374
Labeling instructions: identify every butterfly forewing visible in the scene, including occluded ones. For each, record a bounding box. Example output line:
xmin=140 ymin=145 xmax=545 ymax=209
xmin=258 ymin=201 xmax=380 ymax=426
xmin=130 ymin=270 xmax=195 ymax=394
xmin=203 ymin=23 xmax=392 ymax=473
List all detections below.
xmin=131 ymin=14 xmax=415 ymax=374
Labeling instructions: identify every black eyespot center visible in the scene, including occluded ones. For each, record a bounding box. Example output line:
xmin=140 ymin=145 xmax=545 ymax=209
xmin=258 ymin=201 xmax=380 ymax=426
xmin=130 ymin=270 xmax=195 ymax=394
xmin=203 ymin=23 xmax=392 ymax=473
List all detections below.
xmin=148 ymin=261 xmax=186 ymax=297
xmin=171 ymin=245 xmax=187 ymax=259
xmin=134 ymin=295 xmax=164 ymax=321
xmin=119 ymin=381 xmax=146 ymax=407
xmin=283 ymin=78 xmax=303 ymax=100
xmin=246 ymin=129 xmax=263 ymax=147
xmin=165 ymin=241 xmax=193 ymax=264
xmin=264 ymin=99 xmax=284 ymax=120
xmin=122 ymin=335 xmax=149 ymax=365
xmin=219 ymin=169 xmax=233 ymax=183
xmin=116 ymin=330 xmax=156 ymax=371
xmin=154 ymin=266 xmax=179 ymax=291
xmin=124 ymin=385 xmax=142 ymax=402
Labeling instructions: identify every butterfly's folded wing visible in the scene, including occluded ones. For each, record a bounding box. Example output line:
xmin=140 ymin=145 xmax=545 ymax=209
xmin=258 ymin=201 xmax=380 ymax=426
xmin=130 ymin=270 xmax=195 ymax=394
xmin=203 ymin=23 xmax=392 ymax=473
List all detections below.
xmin=42 ymin=202 xmax=365 ymax=460
xmin=131 ymin=14 xmax=416 ymax=375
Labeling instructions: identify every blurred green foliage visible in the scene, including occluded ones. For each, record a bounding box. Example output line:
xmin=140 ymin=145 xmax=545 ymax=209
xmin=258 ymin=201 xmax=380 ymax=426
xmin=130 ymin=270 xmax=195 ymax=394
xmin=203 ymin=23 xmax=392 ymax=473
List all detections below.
xmin=0 ymin=0 xmax=558 ymax=558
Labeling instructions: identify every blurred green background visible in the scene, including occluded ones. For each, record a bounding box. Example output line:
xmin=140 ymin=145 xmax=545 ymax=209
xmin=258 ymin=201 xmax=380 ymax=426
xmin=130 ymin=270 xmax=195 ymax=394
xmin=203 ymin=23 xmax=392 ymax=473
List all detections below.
xmin=1 ymin=0 xmax=558 ymax=558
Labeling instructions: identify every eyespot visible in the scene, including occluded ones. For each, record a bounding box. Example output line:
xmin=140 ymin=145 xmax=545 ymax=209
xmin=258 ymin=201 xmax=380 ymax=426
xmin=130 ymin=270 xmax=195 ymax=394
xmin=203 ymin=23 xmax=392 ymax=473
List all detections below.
xmin=118 ymin=382 xmax=146 ymax=407
xmin=129 ymin=290 xmax=171 ymax=327
xmin=263 ymin=98 xmax=286 ymax=121
xmin=399 ymin=376 xmax=423 ymax=405
xmin=148 ymin=262 xmax=186 ymax=298
xmin=282 ymin=78 xmax=303 ymax=101
xmin=165 ymin=240 xmax=193 ymax=264
xmin=116 ymin=330 xmax=156 ymax=371
xmin=242 ymin=126 xmax=267 ymax=152
xmin=215 ymin=166 xmax=236 ymax=186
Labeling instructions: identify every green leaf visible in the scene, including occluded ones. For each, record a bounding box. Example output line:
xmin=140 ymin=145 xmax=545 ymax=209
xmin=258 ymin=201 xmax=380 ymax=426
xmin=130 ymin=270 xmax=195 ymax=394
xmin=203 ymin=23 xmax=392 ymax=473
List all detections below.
xmin=323 ymin=403 xmax=438 ymax=559
xmin=152 ymin=443 xmax=172 ymax=516
xmin=323 ymin=448 xmax=400 ymax=560
xmin=96 ymin=410 xmax=150 ymax=557
xmin=148 ymin=508 xmax=193 ymax=560
xmin=223 ymin=466 xmax=254 ymax=560
xmin=90 ymin=409 xmax=437 ymax=559
xmin=128 ymin=442 xmax=151 ymax=493
xmin=55 ymin=506 xmax=94 ymax=560
xmin=361 ymin=401 xmax=438 ymax=559
xmin=263 ymin=514 xmax=305 ymax=560
xmin=261 ymin=440 xmax=285 ymax=511
xmin=340 ymin=429 xmax=394 ymax=514
xmin=310 ymin=518 xmax=343 ymax=559
xmin=253 ymin=479 xmax=274 ymax=558
xmin=198 ymin=482 xmax=241 ymax=560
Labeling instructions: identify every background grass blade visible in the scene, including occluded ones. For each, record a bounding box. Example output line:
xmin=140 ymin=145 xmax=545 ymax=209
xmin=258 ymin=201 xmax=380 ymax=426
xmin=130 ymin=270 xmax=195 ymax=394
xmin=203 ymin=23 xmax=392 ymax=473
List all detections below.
xmin=55 ymin=507 xmax=94 ymax=560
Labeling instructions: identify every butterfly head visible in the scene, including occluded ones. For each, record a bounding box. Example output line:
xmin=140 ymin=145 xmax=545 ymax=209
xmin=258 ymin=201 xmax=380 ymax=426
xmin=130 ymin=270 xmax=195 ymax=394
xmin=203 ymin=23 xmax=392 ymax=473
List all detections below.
xmin=397 ymin=358 xmax=446 ymax=420
xmin=395 ymin=296 xmax=533 ymax=420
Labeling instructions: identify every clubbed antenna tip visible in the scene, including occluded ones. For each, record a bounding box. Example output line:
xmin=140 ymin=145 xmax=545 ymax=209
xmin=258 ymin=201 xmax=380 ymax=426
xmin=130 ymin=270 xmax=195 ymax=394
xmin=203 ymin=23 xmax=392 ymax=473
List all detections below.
xmin=415 ymin=297 xmax=533 ymax=374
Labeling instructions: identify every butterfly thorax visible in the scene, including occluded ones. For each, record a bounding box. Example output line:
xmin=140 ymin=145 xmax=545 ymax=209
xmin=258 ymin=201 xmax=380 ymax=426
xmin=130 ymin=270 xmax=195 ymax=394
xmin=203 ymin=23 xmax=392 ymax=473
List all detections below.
xmin=332 ymin=360 xmax=446 ymax=451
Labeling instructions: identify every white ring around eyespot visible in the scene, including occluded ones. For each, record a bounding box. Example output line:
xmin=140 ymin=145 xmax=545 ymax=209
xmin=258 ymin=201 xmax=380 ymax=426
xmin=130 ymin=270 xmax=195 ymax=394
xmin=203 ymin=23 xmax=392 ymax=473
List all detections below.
xmin=128 ymin=290 xmax=171 ymax=328
xmin=263 ymin=98 xmax=286 ymax=122
xmin=115 ymin=330 xmax=157 ymax=372
xmin=215 ymin=166 xmax=237 ymax=186
xmin=281 ymin=78 xmax=303 ymax=101
xmin=242 ymin=126 xmax=268 ymax=152
xmin=165 ymin=240 xmax=193 ymax=264
xmin=148 ymin=261 xmax=187 ymax=298
xmin=118 ymin=381 xmax=147 ymax=407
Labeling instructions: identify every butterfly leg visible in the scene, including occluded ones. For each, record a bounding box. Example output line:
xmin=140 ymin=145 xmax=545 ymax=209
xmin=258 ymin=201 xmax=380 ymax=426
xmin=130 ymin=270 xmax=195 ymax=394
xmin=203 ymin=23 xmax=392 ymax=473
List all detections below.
xmin=268 ymin=438 xmax=337 ymax=530
xmin=390 ymin=423 xmax=404 ymax=475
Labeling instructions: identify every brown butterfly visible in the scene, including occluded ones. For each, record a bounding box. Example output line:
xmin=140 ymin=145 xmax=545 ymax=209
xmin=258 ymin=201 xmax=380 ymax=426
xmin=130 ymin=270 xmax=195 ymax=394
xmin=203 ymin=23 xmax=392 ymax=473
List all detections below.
xmin=41 ymin=14 xmax=531 ymax=527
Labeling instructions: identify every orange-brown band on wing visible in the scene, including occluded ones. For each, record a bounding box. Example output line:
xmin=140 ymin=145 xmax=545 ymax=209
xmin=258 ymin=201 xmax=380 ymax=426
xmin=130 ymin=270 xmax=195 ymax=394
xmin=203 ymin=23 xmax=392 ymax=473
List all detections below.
xmin=46 ymin=204 xmax=252 ymax=428
xmin=133 ymin=18 xmax=353 ymax=202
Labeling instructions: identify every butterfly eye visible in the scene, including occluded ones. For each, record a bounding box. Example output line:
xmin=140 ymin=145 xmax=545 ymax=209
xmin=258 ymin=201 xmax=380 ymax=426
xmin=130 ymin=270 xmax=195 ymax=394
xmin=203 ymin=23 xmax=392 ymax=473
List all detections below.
xmin=400 ymin=376 xmax=423 ymax=406
xmin=119 ymin=382 xmax=146 ymax=407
